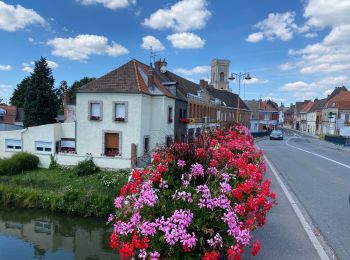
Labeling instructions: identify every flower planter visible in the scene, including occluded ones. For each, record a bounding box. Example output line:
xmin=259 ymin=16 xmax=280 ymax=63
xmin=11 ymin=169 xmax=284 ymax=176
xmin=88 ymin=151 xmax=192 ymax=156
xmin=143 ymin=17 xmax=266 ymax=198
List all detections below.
xmin=109 ymin=126 xmax=275 ymax=259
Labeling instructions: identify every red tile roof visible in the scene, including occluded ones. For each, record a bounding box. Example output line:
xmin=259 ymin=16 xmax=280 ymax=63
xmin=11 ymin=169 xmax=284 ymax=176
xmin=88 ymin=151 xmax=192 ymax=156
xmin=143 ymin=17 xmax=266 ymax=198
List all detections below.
xmin=300 ymin=101 xmax=314 ymax=113
xmin=327 ymin=91 xmax=350 ymax=109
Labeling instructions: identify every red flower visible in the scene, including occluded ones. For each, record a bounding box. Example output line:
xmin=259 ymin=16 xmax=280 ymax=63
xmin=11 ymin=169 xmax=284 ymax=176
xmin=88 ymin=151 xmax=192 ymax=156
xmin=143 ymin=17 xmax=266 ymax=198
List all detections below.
xmin=119 ymin=242 xmax=134 ymax=260
xmin=182 ymin=245 xmax=191 ymax=252
xmin=209 ymin=159 xmax=218 ymax=167
xmin=196 ymin=148 xmax=206 ymax=158
xmin=109 ymin=232 xmax=119 ymax=249
xmin=202 ymin=250 xmax=221 ymax=260
xmin=251 ymin=240 xmax=261 ymax=256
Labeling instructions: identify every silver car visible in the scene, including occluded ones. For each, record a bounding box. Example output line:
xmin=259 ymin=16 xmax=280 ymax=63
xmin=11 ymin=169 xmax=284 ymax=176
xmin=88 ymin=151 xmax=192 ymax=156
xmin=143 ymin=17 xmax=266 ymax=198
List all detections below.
xmin=270 ymin=130 xmax=283 ymax=140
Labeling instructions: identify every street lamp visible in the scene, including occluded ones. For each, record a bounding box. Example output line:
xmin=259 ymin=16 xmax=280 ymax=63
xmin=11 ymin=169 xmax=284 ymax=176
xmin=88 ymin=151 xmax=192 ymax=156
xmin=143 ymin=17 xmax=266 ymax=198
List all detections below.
xmin=228 ymin=72 xmax=252 ymax=124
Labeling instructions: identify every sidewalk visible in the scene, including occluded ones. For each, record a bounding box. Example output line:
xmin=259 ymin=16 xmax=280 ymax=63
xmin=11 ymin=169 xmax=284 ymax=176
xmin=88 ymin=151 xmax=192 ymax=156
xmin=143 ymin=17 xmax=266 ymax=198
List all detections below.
xmin=283 ymin=128 xmax=350 ymax=152
xmin=243 ymin=157 xmax=322 ymax=260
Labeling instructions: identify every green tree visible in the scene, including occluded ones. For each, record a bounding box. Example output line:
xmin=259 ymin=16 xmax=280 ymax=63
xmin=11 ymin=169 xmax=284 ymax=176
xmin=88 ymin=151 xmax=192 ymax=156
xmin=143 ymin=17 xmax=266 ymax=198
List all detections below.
xmin=56 ymin=80 xmax=68 ymax=114
xmin=10 ymin=77 xmax=31 ymax=108
xmin=23 ymin=57 xmax=58 ymax=127
xmin=69 ymin=77 xmax=95 ymax=99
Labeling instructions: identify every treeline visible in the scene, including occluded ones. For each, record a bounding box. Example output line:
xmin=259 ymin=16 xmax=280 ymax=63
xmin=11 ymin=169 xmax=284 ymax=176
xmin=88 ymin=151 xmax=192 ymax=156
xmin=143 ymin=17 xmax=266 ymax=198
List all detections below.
xmin=10 ymin=57 xmax=94 ymax=127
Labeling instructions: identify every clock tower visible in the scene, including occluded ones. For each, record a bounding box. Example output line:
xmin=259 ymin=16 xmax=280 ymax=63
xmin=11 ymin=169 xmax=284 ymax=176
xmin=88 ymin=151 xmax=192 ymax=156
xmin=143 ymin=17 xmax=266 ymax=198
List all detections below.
xmin=210 ymin=59 xmax=230 ymax=91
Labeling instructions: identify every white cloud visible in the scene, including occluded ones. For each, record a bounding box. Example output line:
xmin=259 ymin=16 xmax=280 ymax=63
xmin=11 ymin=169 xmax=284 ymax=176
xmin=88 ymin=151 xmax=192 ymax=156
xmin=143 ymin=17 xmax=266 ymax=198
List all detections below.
xmin=262 ymin=96 xmax=286 ymax=103
xmin=143 ymin=0 xmax=211 ymax=32
xmin=245 ymin=32 xmax=264 ymax=43
xmin=174 ymin=65 xmax=210 ymax=76
xmin=47 ymin=34 xmax=129 ymax=61
xmin=141 ymin=36 xmax=165 ymax=51
xmin=77 ymin=0 xmax=136 ymax=10
xmin=304 ymin=0 xmax=350 ymax=29
xmin=0 ymin=1 xmax=47 ymax=32
xmin=244 ymin=77 xmax=271 ymax=85
xmin=0 ymin=64 xmax=11 ymax=71
xmin=304 ymin=32 xmax=318 ymax=38
xmin=280 ymin=76 xmax=350 ymax=100
xmin=22 ymin=60 xmax=59 ymax=73
xmin=166 ymin=32 xmax=205 ymax=49
xmin=281 ymin=0 xmax=350 ymax=74
xmin=246 ymin=12 xmax=305 ymax=42
xmin=280 ymin=81 xmax=310 ymax=91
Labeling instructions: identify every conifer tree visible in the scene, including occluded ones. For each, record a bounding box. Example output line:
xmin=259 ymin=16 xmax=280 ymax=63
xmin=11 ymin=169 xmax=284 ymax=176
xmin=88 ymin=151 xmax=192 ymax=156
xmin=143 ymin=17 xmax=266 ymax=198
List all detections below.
xmin=23 ymin=57 xmax=58 ymax=127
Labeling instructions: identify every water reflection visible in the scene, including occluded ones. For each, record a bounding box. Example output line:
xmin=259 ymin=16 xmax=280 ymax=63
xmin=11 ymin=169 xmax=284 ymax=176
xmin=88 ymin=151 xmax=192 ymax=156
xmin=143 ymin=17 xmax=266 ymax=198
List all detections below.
xmin=0 ymin=208 xmax=119 ymax=260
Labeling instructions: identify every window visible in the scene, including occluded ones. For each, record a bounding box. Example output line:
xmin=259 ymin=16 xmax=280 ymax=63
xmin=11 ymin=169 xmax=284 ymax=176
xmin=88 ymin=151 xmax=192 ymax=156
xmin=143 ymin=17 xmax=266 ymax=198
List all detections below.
xmin=144 ymin=136 xmax=150 ymax=154
xmin=115 ymin=103 xmax=127 ymax=122
xmin=35 ymin=141 xmax=52 ymax=153
xmin=219 ymin=72 xmax=225 ymax=82
xmin=0 ymin=108 xmax=5 ymax=121
xmin=179 ymin=109 xmax=183 ymax=119
xmin=168 ymin=106 xmax=173 ymax=123
xmin=105 ymin=133 xmax=120 ymax=157
xmin=183 ymin=109 xmax=187 ymax=118
xmin=345 ymin=114 xmax=350 ymax=124
xmin=264 ymin=113 xmax=269 ymax=120
xmin=332 ymin=102 xmax=336 ymax=108
xmin=60 ymin=139 xmax=76 ymax=153
xmin=90 ymin=102 xmax=101 ymax=120
xmin=5 ymin=139 xmax=22 ymax=151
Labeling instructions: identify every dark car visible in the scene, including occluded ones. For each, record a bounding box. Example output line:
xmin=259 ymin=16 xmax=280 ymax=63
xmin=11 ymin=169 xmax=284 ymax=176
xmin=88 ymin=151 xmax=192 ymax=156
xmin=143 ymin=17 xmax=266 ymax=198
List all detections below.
xmin=270 ymin=130 xmax=283 ymax=140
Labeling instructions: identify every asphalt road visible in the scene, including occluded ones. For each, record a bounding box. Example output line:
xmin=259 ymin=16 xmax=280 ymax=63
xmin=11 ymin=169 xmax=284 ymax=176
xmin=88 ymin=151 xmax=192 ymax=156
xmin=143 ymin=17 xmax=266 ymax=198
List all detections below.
xmin=254 ymin=132 xmax=350 ymax=260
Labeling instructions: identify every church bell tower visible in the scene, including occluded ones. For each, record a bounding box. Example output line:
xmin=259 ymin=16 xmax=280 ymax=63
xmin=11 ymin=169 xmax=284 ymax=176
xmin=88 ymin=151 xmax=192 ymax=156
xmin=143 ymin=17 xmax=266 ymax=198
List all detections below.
xmin=210 ymin=59 xmax=230 ymax=91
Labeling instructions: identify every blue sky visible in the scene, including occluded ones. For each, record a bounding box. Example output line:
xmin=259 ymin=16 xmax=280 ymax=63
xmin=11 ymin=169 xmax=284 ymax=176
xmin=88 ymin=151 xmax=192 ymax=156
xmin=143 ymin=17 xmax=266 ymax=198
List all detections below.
xmin=1 ymin=0 xmax=350 ymax=105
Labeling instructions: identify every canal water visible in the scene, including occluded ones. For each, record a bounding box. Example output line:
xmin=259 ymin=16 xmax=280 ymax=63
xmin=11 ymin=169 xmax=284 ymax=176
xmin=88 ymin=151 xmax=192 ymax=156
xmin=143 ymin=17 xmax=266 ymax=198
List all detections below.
xmin=0 ymin=208 xmax=119 ymax=260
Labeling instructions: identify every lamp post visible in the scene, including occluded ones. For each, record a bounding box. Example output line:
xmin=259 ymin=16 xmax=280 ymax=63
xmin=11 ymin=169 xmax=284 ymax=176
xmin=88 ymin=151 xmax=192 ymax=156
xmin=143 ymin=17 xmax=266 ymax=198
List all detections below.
xmin=228 ymin=72 xmax=252 ymax=124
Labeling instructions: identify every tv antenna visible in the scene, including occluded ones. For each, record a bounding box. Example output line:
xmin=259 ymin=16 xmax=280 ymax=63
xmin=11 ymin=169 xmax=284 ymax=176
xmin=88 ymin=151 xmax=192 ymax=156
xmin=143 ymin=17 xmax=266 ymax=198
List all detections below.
xmin=149 ymin=47 xmax=158 ymax=64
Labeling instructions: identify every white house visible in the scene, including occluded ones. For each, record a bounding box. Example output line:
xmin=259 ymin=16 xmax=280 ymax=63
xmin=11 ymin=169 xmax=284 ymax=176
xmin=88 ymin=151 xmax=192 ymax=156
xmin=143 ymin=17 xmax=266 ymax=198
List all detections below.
xmin=0 ymin=60 xmax=175 ymax=169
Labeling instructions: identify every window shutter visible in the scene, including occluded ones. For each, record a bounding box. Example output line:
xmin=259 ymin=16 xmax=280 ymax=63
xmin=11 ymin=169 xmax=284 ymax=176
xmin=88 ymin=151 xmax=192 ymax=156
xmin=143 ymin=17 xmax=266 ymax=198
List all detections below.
xmin=6 ymin=139 xmax=21 ymax=147
xmin=61 ymin=140 xmax=75 ymax=148
xmin=91 ymin=103 xmax=100 ymax=117
xmin=105 ymin=133 xmax=119 ymax=149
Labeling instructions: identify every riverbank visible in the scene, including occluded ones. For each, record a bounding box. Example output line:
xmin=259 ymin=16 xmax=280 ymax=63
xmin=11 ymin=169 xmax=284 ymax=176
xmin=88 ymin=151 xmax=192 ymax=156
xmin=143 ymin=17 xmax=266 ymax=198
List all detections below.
xmin=0 ymin=168 xmax=129 ymax=217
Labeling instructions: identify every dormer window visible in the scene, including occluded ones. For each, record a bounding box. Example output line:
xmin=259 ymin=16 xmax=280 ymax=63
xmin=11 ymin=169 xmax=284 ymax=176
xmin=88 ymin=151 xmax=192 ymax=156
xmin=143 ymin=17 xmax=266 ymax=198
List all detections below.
xmin=114 ymin=102 xmax=127 ymax=122
xmin=89 ymin=102 xmax=102 ymax=121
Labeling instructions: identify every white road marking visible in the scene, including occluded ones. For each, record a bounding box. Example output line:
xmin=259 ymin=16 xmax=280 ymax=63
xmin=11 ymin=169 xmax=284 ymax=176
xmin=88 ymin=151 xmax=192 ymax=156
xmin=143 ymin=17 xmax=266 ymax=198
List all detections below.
xmin=286 ymin=138 xmax=350 ymax=169
xmin=263 ymin=155 xmax=330 ymax=260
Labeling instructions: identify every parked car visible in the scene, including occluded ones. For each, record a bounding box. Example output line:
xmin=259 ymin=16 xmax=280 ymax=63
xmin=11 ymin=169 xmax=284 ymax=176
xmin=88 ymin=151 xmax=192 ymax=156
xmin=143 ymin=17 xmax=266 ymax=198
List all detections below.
xmin=270 ymin=130 xmax=283 ymax=140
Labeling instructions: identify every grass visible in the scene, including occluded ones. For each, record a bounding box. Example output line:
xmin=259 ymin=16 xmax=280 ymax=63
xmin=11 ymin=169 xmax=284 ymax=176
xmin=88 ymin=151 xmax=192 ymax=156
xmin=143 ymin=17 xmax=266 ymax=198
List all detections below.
xmin=0 ymin=168 xmax=129 ymax=217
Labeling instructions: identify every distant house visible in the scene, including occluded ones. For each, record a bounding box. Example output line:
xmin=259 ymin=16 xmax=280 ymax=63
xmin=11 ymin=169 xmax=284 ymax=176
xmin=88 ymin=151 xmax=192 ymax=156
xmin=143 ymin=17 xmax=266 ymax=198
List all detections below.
xmin=0 ymin=105 xmax=23 ymax=131
xmin=283 ymin=105 xmax=294 ymax=128
xmin=321 ymin=91 xmax=350 ymax=136
xmin=306 ymin=99 xmax=327 ymax=135
xmin=300 ymin=101 xmax=314 ymax=132
xmin=0 ymin=58 xmax=251 ymax=169
xmin=245 ymin=100 xmax=279 ymax=132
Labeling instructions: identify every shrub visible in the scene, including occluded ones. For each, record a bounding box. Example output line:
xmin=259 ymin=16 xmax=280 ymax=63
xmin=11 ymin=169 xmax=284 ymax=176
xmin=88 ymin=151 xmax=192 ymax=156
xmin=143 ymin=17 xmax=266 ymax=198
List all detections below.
xmin=74 ymin=157 xmax=99 ymax=176
xmin=0 ymin=152 xmax=39 ymax=175
xmin=49 ymin=154 xmax=60 ymax=170
xmin=109 ymin=126 xmax=276 ymax=259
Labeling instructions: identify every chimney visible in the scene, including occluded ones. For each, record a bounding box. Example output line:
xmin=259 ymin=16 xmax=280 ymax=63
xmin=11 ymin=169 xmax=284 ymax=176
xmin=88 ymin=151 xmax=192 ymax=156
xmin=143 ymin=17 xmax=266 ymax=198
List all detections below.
xmin=199 ymin=79 xmax=208 ymax=90
xmin=155 ymin=58 xmax=167 ymax=71
xmin=148 ymin=63 xmax=155 ymax=87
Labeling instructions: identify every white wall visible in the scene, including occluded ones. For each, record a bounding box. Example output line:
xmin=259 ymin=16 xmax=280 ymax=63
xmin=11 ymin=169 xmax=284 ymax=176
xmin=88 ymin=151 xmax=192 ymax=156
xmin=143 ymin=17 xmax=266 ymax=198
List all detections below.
xmin=76 ymin=92 xmax=175 ymax=161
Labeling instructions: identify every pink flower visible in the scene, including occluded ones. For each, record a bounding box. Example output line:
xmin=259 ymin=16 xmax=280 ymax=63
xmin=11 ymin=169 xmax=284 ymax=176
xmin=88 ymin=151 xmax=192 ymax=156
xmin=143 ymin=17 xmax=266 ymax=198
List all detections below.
xmin=149 ymin=251 xmax=160 ymax=260
xmin=190 ymin=163 xmax=204 ymax=177
xmin=177 ymin=160 xmax=186 ymax=168
xmin=114 ymin=196 xmax=124 ymax=208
